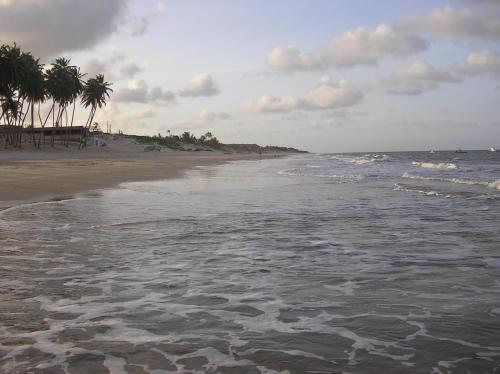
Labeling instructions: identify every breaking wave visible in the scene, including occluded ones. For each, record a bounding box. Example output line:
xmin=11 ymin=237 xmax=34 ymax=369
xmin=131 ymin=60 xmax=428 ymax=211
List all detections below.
xmin=278 ymin=169 xmax=364 ymax=182
xmin=314 ymin=174 xmax=365 ymax=182
xmin=329 ymin=154 xmax=391 ymax=165
xmin=394 ymin=183 xmax=455 ymax=198
xmin=278 ymin=168 xmax=300 ymax=176
xmin=411 ymin=161 xmax=457 ymax=170
xmin=402 ymin=173 xmax=500 ymax=190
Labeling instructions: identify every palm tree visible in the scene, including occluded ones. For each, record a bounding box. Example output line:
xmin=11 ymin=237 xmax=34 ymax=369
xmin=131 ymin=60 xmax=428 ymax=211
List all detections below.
xmin=17 ymin=52 xmax=45 ymax=147
xmin=1 ymin=43 xmax=112 ymax=149
xmin=0 ymin=43 xmax=24 ymax=147
xmin=45 ymin=58 xmax=84 ymax=146
xmin=64 ymin=65 xmax=84 ymax=146
xmin=81 ymin=74 xmax=112 ymax=146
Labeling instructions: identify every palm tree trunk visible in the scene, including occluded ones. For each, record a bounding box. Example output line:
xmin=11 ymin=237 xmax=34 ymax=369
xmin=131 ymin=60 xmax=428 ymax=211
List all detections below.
xmin=68 ymin=100 xmax=76 ymax=147
xmin=82 ymin=107 xmax=96 ymax=148
xmin=30 ymin=100 xmax=36 ymax=147
xmin=64 ymin=107 xmax=69 ymax=146
xmin=17 ymin=100 xmax=29 ymax=148
xmin=41 ymin=103 xmax=54 ymax=147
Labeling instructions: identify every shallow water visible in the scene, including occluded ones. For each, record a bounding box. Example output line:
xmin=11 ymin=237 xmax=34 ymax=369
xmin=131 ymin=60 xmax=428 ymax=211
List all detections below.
xmin=1 ymin=151 xmax=499 ymax=373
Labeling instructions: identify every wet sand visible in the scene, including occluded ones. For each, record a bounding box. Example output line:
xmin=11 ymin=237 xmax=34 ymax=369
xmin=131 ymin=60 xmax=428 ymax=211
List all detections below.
xmin=0 ymin=150 xmax=271 ymax=209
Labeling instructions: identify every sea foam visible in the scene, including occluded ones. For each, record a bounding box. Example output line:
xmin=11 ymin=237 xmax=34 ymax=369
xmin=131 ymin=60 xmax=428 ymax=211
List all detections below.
xmin=402 ymin=173 xmax=500 ymax=190
xmin=411 ymin=161 xmax=457 ymax=170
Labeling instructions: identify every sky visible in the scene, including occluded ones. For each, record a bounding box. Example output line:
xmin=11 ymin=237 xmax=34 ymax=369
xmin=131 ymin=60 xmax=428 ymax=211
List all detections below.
xmin=1 ymin=0 xmax=500 ymax=152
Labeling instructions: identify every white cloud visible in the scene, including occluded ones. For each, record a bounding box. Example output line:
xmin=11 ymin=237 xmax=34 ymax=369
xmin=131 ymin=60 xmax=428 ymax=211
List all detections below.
xmin=461 ymin=50 xmax=500 ymax=78
xmin=120 ymin=62 xmax=145 ymax=79
xmin=305 ymin=80 xmax=364 ymax=109
xmin=179 ymin=74 xmax=220 ymax=97
xmin=244 ymin=95 xmax=301 ymax=114
xmin=113 ymin=80 xmax=176 ymax=105
xmin=130 ymin=109 xmax=157 ymax=119
xmin=199 ymin=109 xmax=233 ymax=123
xmin=82 ymin=58 xmax=111 ymax=79
xmin=245 ymin=80 xmax=363 ymax=113
xmin=268 ymin=5 xmax=500 ymax=74
xmin=96 ymin=104 xmax=158 ymax=132
xmin=129 ymin=1 xmax=166 ymax=37
xmin=268 ymin=24 xmax=427 ymax=72
xmin=148 ymin=86 xmax=176 ymax=103
xmin=82 ymin=53 xmax=144 ymax=81
xmin=0 ymin=0 xmax=128 ymax=58
xmin=267 ymin=46 xmax=324 ymax=72
xmin=397 ymin=6 xmax=500 ymax=40
xmin=380 ymin=60 xmax=460 ymax=95
xmin=282 ymin=112 xmax=309 ymax=121
xmin=322 ymin=109 xmax=347 ymax=118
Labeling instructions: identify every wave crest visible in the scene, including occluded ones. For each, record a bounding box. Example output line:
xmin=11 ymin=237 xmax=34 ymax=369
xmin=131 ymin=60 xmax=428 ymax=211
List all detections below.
xmin=278 ymin=169 xmax=364 ymax=183
xmin=411 ymin=161 xmax=457 ymax=170
xmin=402 ymin=173 xmax=500 ymax=190
xmin=330 ymin=154 xmax=391 ymax=165
xmin=394 ymin=184 xmax=454 ymax=198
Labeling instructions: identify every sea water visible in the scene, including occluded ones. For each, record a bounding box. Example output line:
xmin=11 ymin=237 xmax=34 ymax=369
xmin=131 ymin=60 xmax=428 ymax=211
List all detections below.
xmin=1 ymin=151 xmax=499 ymax=373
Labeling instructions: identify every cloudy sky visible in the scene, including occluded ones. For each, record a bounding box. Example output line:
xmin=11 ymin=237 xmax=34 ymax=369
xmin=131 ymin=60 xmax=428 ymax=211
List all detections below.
xmin=1 ymin=0 xmax=500 ymax=152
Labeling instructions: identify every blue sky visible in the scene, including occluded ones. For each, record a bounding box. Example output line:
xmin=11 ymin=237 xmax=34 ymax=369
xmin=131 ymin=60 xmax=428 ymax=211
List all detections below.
xmin=1 ymin=0 xmax=499 ymax=152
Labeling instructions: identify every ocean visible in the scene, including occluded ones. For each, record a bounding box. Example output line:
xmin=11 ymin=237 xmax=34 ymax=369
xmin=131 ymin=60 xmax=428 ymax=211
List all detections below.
xmin=1 ymin=151 xmax=499 ymax=373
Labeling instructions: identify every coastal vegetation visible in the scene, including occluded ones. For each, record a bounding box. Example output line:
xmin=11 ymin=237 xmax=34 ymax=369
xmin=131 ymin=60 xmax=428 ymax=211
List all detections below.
xmin=127 ymin=131 xmax=221 ymax=150
xmin=124 ymin=130 xmax=306 ymax=153
xmin=0 ymin=43 xmax=112 ymax=148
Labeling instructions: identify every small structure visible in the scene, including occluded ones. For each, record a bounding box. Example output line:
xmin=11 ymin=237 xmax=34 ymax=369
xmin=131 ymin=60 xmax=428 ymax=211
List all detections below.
xmin=0 ymin=125 xmax=88 ymax=145
xmin=87 ymin=133 xmax=106 ymax=147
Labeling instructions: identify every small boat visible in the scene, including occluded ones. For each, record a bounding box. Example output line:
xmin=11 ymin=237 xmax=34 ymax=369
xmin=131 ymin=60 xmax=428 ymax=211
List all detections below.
xmin=489 ymin=147 xmax=498 ymax=152
xmin=456 ymin=148 xmax=467 ymax=154
xmin=429 ymin=149 xmax=436 ymax=154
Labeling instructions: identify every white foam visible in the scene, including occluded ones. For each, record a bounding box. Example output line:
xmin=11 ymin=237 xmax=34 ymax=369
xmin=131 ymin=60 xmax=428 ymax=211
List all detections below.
xmin=402 ymin=173 xmax=500 ymax=190
xmin=313 ymin=174 xmax=365 ymax=182
xmin=277 ymin=168 xmax=300 ymax=176
xmin=411 ymin=161 xmax=457 ymax=170
xmin=324 ymin=280 xmax=360 ymax=296
xmin=394 ymin=184 xmax=454 ymax=198
xmin=350 ymin=154 xmax=390 ymax=165
xmin=278 ymin=169 xmax=364 ymax=183
xmin=103 ymin=356 xmax=128 ymax=373
xmin=329 ymin=154 xmax=390 ymax=165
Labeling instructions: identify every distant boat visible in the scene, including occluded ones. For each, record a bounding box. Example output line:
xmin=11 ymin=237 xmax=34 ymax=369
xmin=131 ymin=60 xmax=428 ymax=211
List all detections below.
xmin=429 ymin=149 xmax=436 ymax=154
xmin=489 ymin=147 xmax=498 ymax=152
xmin=456 ymin=148 xmax=467 ymax=154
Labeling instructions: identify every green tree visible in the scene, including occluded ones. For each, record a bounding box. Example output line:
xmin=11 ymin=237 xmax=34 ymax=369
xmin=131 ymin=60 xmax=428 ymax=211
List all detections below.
xmin=0 ymin=44 xmax=24 ymax=147
xmin=81 ymin=74 xmax=112 ymax=146
xmin=17 ymin=53 xmax=45 ymax=147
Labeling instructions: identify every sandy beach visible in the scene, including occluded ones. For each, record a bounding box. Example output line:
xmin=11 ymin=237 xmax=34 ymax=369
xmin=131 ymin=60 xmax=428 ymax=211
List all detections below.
xmin=0 ymin=139 xmax=275 ymax=209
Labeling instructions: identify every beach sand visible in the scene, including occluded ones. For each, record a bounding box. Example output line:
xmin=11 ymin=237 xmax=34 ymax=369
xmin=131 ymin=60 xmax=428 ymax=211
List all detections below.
xmin=0 ymin=139 xmax=275 ymax=209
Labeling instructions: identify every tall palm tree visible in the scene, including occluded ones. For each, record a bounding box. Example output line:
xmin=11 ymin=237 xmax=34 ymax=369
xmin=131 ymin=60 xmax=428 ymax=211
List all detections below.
xmin=1 ymin=43 xmax=112 ymax=149
xmin=81 ymin=74 xmax=112 ymax=146
xmin=45 ymin=58 xmax=84 ymax=146
xmin=17 ymin=52 xmax=45 ymax=147
xmin=0 ymin=44 xmax=24 ymax=147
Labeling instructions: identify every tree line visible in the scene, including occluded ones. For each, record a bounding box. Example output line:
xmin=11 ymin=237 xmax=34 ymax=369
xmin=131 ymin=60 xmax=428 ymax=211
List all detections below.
xmin=127 ymin=131 xmax=221 ymax=150
xmin=0 ymin=43 xmax=112 ymax=148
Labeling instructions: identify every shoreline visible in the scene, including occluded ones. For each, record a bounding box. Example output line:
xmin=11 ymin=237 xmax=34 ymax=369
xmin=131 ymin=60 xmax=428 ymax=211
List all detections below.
xmin=0 ymin=151 xmax=285 ymax=210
